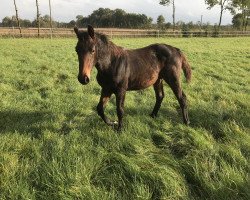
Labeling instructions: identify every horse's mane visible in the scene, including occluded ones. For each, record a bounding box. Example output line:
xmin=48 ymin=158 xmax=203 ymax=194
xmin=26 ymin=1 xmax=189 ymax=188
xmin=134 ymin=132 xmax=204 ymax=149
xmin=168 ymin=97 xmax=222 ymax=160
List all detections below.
xmin=96 ymin=33 xmax=109 ymax=45
xmin=77 ymin=31 xmax=125 ymax=57
xmin=77 ymin=31 xmax=109 ymax=43
xmin=96 ymin=33 xmax=125 ymax=57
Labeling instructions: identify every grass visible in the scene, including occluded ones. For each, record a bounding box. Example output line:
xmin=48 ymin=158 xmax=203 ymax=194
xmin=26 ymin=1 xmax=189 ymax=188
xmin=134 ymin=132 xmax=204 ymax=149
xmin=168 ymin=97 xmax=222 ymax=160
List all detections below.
xmin=0 ymin=37 xmax=249 ymax=200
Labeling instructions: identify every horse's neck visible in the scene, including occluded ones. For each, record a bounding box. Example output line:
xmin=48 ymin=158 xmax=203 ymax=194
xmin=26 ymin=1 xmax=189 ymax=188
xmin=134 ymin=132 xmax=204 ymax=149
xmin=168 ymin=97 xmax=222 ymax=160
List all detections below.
xmin=96 ymin=39 xmax=125 ymax=70
xmin=110 ymin=42 xmax=125 ymax=57
xmin=95 ymin=40 xmax=110 ymax=71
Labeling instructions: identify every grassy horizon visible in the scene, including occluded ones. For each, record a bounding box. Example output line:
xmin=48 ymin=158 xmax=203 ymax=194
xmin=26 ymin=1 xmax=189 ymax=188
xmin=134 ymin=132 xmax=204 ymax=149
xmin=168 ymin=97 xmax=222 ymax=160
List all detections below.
xmin=0 ymin=37 xmax=249 ymax=200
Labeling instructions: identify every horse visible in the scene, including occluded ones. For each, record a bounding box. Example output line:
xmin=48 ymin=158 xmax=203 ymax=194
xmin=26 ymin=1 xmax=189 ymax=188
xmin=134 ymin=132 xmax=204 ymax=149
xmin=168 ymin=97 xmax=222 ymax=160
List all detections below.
xmin=74 ymin=25 xmax=192 ymax=131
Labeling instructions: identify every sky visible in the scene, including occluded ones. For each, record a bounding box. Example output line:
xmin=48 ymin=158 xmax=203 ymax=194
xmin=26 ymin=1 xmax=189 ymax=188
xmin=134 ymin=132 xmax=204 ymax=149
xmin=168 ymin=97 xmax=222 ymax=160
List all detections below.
xmin=0 ymin=0 xmax=233 ymax=25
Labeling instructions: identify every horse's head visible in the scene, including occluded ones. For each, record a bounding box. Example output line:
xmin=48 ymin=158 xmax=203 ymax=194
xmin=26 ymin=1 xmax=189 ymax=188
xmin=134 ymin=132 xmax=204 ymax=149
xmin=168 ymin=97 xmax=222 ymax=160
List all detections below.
xmin=74 ymin=25 xmax=96 ymax=85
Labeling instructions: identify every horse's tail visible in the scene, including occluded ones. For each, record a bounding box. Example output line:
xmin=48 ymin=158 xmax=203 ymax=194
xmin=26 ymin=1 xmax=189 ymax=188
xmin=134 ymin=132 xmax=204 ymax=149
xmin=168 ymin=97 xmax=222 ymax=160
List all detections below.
xmin=180 ymin=51 xmax=192 ymax=83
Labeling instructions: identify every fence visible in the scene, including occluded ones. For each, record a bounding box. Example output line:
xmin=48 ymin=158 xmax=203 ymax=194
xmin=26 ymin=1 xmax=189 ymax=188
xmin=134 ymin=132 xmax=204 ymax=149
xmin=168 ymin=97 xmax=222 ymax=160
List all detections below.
xmin=1 ymin=27 xmax=250 ymax=38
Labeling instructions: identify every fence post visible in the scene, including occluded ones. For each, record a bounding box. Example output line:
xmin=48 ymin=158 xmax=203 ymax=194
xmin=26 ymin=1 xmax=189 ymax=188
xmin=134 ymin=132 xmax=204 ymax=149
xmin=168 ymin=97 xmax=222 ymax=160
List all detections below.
xmin=12 ymin=26 xmax=15 ymax=38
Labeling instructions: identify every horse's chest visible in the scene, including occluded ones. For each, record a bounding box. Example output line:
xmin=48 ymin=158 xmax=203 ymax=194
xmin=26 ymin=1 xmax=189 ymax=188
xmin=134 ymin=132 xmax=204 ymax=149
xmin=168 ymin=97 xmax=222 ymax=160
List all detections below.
xmin=96 ymin=72 xmax=118 ymax=89
xmin=97 ymin=73 xmax=110 ymax=87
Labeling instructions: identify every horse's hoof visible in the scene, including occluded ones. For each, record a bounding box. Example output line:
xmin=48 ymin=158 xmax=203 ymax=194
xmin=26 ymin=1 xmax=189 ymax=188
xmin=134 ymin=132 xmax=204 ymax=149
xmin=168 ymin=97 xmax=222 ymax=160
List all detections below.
xmin=116 ymin=126 xmax=122 ymax=132
xmin=150 ymin=113 xmax=157 ymax=118
xmin=106 ymin=120 xmax=118 ymax=126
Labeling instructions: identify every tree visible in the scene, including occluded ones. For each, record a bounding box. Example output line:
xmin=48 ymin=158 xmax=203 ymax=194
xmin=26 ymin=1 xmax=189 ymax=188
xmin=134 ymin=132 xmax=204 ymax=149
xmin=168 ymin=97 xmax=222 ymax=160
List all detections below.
xmin=232 ymin=13 xmax=243 ymax=29
xmin=36 ymin=0 xmax=40 ymax=37
xmin=13 ymin=0 xmax=22 ymax=37
xmin=76 ymin=15 xmax=83 ymax=26
xmin=112 ymin=9 xmax=126 ymax=27
xmin=159 ymin=0 xmax=175 ymax=31
xmin=232 ymin=0 xmax=250 ymax=31
xmin=68 ymin=20 xmax=76 ymax=27
xmin=181 ymin=23 xmax=191 ymax=37
xmin=88 ymin=8 xmax=114 ymax=27
xmin=1 ymin=16 xmax=32 ymax=27
xmin=76 ymin=15 xmax=84 ymax=21
xmin=22 ymin=19 xmax=32 ymax=27
xmin=85 ymin=8 xmax=153 ymax=28
xmin=157 ymin=15 xmax=165 ymax=29
xmin=32 ymin=15 xmax=57 ymax=28
xmin=41 ymin=15 xmax=51 ymax=27
xmin=49 ymin=0 xmax=52 ymax=38
xmin=165 ymin=22 xmax=172 ymax=29
xmin=204 ymin=0 xmax=233 ymax=30
xmin=1 ymin=17 xmax=13 ymax=27
xmin=147 ymin=17 xmax=154 ymax=28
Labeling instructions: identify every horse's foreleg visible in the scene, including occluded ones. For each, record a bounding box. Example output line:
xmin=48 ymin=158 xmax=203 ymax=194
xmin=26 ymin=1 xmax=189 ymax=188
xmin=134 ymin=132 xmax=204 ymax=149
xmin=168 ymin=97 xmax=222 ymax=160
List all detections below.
xmin=97 ymin=88 xmax=115 ymax=126
xmin=151 ymin=79 xmax=164 ymax=118
xmin=115 ymin=89 xmax=126 ymax=131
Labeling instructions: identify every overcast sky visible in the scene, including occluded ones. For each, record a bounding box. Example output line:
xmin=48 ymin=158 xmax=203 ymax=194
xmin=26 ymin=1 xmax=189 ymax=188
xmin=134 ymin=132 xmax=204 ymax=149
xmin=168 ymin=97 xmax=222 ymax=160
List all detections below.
xmin=0 ymin=0 xmax=233 ymax=25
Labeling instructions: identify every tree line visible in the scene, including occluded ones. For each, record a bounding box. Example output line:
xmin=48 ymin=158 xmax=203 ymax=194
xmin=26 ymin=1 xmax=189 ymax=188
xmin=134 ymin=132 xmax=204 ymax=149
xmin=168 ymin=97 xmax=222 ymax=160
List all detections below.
xmin=0 ymin=8 xmax=153 ymax=29
xmin=158 ymin=0 xmax=249 ymax=31
xmin=1 ymin=15 xmax=73 ymax=28
xmin=1 ymin=8 xmax=249 ymax=31
xmin=1 ymin=0 xmax=249 ymax=33
xmin=205 ymin=0 xmax=250 ymax=31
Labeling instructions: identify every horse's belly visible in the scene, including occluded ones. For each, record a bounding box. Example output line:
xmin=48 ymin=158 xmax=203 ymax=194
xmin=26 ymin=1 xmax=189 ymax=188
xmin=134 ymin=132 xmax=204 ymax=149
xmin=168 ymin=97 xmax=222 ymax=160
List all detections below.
xmin=128 ymin=73 xmax=159 ymax=90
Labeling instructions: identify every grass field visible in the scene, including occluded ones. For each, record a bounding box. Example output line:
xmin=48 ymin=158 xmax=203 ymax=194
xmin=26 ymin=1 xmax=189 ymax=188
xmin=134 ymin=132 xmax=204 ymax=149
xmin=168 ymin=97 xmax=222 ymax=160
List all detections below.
xmin=0 ymin=37 xmax=249 ymax=200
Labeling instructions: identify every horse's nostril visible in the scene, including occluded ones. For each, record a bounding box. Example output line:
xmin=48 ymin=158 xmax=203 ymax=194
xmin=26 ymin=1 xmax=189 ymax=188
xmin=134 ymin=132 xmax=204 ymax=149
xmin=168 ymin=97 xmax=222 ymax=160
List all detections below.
xmin=78 ymin=75 xmax=90 ymax=85
xmin=84 ymin=76 xmax=89 ymax=84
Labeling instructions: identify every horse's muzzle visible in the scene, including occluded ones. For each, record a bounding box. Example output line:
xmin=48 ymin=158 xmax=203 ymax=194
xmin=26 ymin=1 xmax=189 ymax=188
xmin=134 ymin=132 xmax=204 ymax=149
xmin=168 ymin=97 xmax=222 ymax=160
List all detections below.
xmin=78 ymin=75 xmax=90 ymax=85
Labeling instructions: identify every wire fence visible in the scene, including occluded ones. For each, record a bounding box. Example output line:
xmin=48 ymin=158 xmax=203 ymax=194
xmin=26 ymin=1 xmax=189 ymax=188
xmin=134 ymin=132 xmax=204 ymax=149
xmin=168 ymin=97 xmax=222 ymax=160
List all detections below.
xmin=1 ymin=27 xmax=250 ymax=38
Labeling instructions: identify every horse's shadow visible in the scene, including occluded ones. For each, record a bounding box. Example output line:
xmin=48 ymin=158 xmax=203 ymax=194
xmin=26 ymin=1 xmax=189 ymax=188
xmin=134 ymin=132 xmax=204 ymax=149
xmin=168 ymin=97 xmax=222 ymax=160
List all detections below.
xmin=188 ymin=105 xmax=249 ymax=140
xmin=0 ymin=110 xmax=54 ymax=138
xmin=1 ymin=102 xmax=248 ymax=140
xmin=131 ymin=102 xmax=249 ymax=141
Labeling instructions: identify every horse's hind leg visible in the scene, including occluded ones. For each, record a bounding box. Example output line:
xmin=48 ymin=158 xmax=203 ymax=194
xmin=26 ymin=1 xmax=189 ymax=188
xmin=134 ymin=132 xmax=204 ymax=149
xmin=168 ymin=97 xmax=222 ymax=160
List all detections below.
xmin=150 ymin=79 xmax=164 ymax=118
xmin=164 ymin=75 xmax=190 ymax=125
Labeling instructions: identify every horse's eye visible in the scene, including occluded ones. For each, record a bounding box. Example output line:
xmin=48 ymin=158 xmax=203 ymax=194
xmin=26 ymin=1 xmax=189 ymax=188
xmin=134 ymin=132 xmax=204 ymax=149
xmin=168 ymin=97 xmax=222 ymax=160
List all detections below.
xmin=76 ymin=48 xmax=81 ymax=54
xmin=89 ymin=48 xmax=95 ymax=54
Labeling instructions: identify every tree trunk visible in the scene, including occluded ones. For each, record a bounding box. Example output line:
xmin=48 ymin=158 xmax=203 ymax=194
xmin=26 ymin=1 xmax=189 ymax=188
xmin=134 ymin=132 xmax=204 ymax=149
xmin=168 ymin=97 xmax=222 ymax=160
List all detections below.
xmin=36 ymin=0 xmax=40 ymax=37
xmin=218 ymin=0 xmax=224 ymax=31
xmin=244 ymin=13 xmax=248 ymax=31
xmin=13 ymin=0 xmax=22 ymax=37
xmin=242 ymin=7 xmax=245 ymax=31
xmin=218 ymin=7 xmax=223 ymax=30
xmin=49 ymin=0 xmax=52 ymax=39
xmin=172 ymin=0 xmax=175 ymax=31
xmin=242 ymin=6 xmax=248 ymax=32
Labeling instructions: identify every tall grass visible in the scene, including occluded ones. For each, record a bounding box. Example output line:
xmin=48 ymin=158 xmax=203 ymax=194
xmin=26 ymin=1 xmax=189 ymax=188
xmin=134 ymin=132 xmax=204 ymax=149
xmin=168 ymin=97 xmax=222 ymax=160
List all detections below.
xmin=0 ymin=37 xmax=249 ymax=199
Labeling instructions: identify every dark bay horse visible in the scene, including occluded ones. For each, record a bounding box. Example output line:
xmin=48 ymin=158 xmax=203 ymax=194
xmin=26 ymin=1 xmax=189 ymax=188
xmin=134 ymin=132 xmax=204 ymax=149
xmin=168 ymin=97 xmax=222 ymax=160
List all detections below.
xmin=74 ymin=25 xmax=192 ymax=131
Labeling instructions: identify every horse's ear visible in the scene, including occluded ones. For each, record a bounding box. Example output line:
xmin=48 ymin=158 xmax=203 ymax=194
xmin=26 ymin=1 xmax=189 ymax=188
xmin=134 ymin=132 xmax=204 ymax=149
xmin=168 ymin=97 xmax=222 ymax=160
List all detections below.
xmin=74 ymin=26 xmax=79 ymax=36
xmin=87 ymin=25 xmax=95 ymax=39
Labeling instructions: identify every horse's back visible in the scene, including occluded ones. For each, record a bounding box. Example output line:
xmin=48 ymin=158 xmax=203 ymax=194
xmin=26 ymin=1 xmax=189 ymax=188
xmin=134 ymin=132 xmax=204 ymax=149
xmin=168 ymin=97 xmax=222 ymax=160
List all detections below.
xmin=125 ymin=45 xmax=162 ymax=90
xmin=109 ymin=43 xmax=184 ymax=91
xmin=127 ymin=43 xmax=182 ymax=72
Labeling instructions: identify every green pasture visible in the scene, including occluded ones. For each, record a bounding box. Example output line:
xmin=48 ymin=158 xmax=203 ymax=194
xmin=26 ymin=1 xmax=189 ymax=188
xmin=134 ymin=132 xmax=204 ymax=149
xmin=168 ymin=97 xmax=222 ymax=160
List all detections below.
xmin=0 ymin=37 xmax=249 ymax=199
